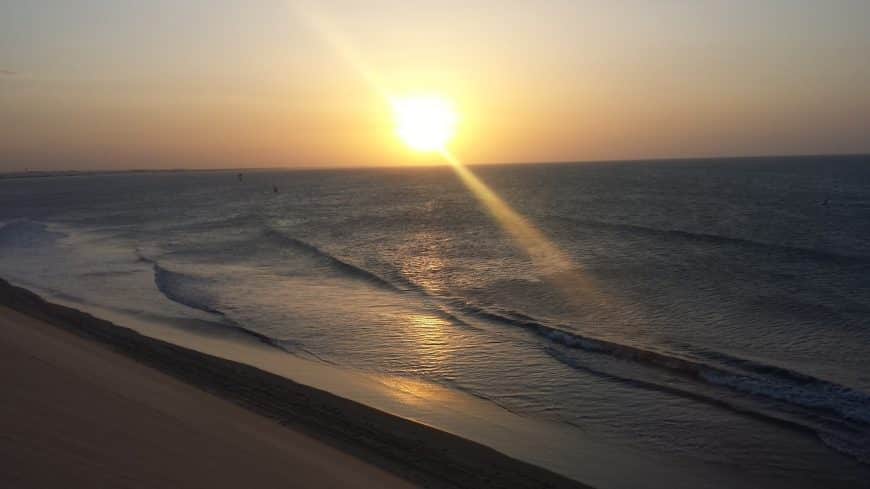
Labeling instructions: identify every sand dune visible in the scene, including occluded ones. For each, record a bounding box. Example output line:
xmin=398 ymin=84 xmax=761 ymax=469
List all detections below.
xmin=0 ymin=279 xmax=589 ymax=489
xmin=0 ymin=305 xmax=419 ymax=489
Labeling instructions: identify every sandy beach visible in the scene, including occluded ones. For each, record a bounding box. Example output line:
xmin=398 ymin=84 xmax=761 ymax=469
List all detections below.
xmin=0 ymin=305 xmax=420 ymax=488
xmin=0 ymin=278 xmax=589 ymax=489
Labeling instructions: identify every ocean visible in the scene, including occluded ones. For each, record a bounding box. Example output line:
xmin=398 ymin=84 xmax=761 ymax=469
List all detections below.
xmin=2 ymin=155 xmax=869 ymax=488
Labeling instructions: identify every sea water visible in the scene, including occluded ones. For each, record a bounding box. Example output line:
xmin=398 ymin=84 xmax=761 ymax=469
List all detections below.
xmin=2 ymin=155 xmax=869 ymax=488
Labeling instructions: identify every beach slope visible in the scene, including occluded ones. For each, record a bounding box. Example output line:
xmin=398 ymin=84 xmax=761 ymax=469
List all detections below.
xmin=0 ymin=304 xmax=420 ymax=489
xmin=0 ymin=278 xmax=589 ymax=489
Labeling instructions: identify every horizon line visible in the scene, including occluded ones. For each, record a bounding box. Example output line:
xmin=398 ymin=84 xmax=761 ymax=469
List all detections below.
xmin=2 ymin=151 xmax=867 ymax=177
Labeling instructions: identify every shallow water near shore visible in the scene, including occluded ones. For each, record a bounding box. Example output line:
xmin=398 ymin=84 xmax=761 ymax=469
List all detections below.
xmin=3 ymin=155 xmax=870 ymax=488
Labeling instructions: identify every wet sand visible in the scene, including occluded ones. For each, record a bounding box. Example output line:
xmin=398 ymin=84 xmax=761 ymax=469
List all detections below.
xmin=0 ymin=278 xmax=589 ymax=489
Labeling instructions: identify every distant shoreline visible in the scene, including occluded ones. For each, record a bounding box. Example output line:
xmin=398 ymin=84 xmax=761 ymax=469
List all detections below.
xmin=2 ymin=152 xmax=867 ymax=180
xmin=0 ymin=277 xmax=590 ymax=489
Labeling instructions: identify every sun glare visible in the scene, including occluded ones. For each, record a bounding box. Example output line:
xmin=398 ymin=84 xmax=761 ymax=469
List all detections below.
xmin=391 ymin=95 xmax=458 ymax=152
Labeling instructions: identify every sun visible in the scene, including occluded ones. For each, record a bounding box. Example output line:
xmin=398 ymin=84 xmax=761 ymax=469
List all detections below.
xmin=391 ymin=95 xmax=458 ymax=152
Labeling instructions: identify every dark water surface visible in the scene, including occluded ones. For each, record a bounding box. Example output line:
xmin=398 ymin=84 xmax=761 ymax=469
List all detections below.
xmin=2 ymin=155 xmax=869 ymax=487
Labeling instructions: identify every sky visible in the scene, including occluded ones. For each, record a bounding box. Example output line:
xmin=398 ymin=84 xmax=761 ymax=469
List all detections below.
xmin=1 ymin=0 xmax=869 ymax=170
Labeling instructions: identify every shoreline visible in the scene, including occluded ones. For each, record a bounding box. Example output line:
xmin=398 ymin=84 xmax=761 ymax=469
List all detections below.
xmin=0 ymin=277 xmax=590 ymax=489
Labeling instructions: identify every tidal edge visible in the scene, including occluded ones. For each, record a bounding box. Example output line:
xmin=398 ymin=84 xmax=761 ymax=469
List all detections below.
xmin=0 ymin=277 xmax=592 ymax=489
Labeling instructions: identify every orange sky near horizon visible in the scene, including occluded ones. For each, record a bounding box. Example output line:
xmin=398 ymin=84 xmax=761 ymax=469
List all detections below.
xmin=1 ymin=1 xmax=869 ymax=171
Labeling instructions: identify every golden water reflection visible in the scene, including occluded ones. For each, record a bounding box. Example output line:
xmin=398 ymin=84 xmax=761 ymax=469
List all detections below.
xmin=404 ymin=313 xmax=453 ymax=371
xmin=399 ymin=231 xmax=449 ymax=295
xmin=439 ymin=149 xmax=605 ymax=310
xmin=378 ymin=375 xmax=453 ymax=407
